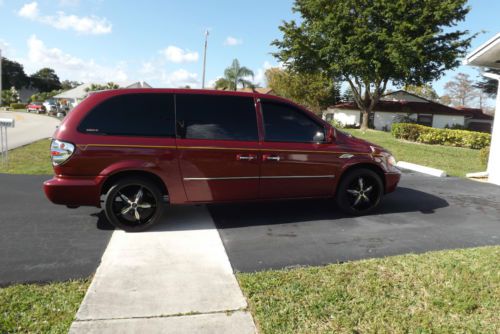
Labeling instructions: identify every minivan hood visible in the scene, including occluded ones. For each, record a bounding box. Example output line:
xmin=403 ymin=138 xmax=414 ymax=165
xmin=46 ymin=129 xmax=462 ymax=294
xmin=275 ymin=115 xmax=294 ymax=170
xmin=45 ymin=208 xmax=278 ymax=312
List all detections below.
xmin=335 ymin=129 xmax=385 ymax=153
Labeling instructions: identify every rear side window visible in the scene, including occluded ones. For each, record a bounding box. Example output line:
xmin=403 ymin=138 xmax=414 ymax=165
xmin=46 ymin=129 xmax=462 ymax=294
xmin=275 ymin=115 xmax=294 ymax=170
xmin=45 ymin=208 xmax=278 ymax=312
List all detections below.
xmin=78 ymin=93 xmax=175 ymax=137
xmin=261 ymin=100 xmax=324 ymax=143
xmin=176 ymin=94 xmax=258 ymax=141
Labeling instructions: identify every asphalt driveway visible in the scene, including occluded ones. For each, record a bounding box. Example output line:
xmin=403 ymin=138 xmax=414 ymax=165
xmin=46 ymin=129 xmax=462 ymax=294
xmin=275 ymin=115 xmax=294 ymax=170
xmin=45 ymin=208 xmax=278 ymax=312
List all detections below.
xmin=0 ymin=174 xmax=113 ymax=286
xmin=210 ymin=172 xmax=500 ymax=272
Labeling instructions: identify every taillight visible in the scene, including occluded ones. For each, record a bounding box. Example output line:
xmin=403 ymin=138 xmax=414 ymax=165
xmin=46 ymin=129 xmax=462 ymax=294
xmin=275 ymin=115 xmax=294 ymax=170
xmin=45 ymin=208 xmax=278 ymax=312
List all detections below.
xmin=50 ymin=139 xmax=75 ymax=166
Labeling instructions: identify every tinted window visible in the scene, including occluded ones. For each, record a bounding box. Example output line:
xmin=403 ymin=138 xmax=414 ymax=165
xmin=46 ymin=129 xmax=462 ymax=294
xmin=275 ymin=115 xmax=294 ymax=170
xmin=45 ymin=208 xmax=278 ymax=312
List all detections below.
xmin=78 ymin=93 xmax=175 ymax=137
xmin=261 ymin=100 xmax=324 ymax=143
xmin=176 ymin=94 xmax=258 ymax=141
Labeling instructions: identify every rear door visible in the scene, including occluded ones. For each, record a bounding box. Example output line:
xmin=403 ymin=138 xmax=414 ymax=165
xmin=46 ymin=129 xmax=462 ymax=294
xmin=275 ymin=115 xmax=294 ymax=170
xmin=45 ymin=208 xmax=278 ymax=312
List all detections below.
xmin=176 ymin=93 xmax=260 ymax=202
xmin=259 ymin=99 xmax=340 ymax=199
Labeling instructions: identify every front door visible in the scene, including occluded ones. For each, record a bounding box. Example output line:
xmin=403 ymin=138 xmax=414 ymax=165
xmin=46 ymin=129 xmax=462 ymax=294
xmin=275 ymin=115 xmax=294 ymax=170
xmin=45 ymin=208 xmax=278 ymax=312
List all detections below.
xmin=259 ymin=99 xmax=341 ymax=199
xmin=176 ymin=93 xmax=260 ymax=202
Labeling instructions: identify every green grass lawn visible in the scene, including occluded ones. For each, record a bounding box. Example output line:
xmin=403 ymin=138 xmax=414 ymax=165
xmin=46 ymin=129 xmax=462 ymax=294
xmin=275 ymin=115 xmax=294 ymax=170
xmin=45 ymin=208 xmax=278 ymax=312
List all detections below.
xmin=0 ymin=139 xmax=53 ymax=175
xmin=238 ymin=246 xmax=500 ymax=334
xmin=343 ymin=129 xmax=483 ymax=177
xmin=0 ymin=279 xmax=90 ymax=333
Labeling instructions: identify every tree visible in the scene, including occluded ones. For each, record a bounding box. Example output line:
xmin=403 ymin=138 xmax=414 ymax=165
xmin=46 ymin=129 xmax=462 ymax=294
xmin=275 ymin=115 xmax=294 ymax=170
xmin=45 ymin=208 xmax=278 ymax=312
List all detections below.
xmin=266 ymin=67 xmax=340 ymax=114
xmin=60 ymin=80 xmax=81 ymax=90
xmin=402 ymin=84 xmax=440 ymax=102
xmin=1 ymin=57 xmax=29 ymax=89
xmin=30 ymin=90 xmax=61 ymax=102
xmin=30 ymin=68 xmax=62 ymax=92
xmin=272 ymin=0 xmax=474 ymax=130
xmin=443 ymin=73 xmax=476 ymax=106
xmin=341 ymin=87 xmax=355 ymax=103
xmin=84 ymin=82 xmax=120 ymax=92
xmin=474 ymin=69 xmax=499 ymax=98
xmin=214 ymin=59 xmax=254 ymax=91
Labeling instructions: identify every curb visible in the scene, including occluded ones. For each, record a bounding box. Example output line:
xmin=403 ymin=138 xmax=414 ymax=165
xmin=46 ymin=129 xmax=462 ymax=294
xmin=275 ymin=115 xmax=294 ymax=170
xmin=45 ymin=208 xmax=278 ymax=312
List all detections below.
xmin=396 ymin=161 xmax=447 ymax=177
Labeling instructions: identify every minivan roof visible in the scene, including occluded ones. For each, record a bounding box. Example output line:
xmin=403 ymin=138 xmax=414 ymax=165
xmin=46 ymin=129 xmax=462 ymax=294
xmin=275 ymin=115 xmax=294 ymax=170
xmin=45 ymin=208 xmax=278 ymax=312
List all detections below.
xmin=90 ymin=88 xmax=269 ymax=98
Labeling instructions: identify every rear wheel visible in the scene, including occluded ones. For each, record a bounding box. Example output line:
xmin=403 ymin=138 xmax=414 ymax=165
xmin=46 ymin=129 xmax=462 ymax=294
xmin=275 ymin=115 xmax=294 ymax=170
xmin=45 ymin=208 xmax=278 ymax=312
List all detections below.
xmin=104 ymin=177 xmax=164 ymax=232
xmin=336 ymin=168 xmax=384 ymax=215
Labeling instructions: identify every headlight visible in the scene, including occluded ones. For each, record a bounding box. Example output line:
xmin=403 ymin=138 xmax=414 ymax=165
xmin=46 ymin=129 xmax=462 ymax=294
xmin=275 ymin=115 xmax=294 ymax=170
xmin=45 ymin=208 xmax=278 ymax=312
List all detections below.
xmin=387 ymin=155 xmax=397 ymax=167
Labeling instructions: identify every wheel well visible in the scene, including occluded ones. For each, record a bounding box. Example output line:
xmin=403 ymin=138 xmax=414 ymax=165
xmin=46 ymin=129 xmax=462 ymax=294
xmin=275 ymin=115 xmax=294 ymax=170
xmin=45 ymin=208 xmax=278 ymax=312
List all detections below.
xmin=100 ymin=170 xmax=168 ymax=195
xmin=338 ymin=163 xmax=386 ymax=191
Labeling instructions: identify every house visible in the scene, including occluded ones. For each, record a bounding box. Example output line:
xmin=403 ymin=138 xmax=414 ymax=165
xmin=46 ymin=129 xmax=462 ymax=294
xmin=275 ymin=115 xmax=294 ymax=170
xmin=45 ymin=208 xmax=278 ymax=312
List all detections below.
xmin=53 ymin=81 xmax=152 ymax=108
xmin=322 ymin=90 xmax=493 ymax=132
xmin=237 ymin=87 xmax=274 ymax=94
xmin=465 ymin=32 xmax=500 ymax=185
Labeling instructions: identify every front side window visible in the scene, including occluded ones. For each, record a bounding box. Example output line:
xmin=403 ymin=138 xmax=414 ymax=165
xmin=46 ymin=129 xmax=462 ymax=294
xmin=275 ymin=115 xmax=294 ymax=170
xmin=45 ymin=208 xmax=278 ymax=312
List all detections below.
xmin=176 ymin=94 xmax=258 ymax=141
xmin=261 ymin=100 xmax=325 ymax=143
xmin=78 ymin=93 xmax=175 ymax=137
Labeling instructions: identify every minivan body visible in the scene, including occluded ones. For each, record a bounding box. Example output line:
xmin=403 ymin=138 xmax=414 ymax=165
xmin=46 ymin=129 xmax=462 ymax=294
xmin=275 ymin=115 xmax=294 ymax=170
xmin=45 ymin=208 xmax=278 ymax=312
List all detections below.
xmin=44 ymin=89 xmax=401 ymax=231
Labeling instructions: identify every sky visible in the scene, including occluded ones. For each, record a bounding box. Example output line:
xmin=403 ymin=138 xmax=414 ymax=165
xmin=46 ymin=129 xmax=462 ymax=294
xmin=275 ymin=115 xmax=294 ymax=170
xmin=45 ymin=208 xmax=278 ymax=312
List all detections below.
xmin=0 ymin=0 xmax=499 ymax=97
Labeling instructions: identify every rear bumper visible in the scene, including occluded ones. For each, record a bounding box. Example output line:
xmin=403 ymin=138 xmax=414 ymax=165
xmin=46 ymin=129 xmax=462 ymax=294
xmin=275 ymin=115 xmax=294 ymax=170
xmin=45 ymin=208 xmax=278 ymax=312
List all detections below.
xmin=384 ymin=171 xmax=401 ymax=193
xmin=43 ymin=176 xmax=105 ymax=207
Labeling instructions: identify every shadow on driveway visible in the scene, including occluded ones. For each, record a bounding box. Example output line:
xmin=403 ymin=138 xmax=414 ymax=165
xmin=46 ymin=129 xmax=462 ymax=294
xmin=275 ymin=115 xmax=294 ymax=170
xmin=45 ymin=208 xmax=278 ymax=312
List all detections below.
xmin=210 ymin=173 xmax=500 ymax=272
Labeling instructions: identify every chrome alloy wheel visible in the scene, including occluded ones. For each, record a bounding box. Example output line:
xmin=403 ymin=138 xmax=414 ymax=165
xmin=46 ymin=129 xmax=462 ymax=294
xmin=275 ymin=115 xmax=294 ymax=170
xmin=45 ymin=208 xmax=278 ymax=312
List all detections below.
xmin=346 ymin=176 xmax=378 ymax=211
xmin=112 ymin=185 xmax=157 ymax=226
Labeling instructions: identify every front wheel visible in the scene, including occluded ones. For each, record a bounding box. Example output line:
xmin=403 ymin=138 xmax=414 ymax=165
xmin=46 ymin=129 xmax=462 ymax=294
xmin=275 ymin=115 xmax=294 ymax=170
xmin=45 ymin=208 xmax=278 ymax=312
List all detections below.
xmin=104 ymin=177 xmax=164 ymax=232
xmin=335 ymin=168 xmax=384 ymax=215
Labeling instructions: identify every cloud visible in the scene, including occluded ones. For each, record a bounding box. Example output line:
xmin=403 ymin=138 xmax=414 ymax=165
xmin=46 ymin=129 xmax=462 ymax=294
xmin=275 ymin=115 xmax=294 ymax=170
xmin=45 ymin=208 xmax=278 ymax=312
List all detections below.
xmin=224 ymin=36 xmax=242 ymax=46
xmin=23 ymin=35 xmax=127 ymax=82
xmin=253 ymin=61 xmax=274 ymax=86
xmin=165 ymin=69 xmax=199 ymax=87
xmin=139 ymin=61 xmax=199 ymax=87
xmin=161 ymin=46 xmax=199 ymax=63
xmin=0 ymin=39 xmax=14 ymax=58
xmin=18 ymin=1 xmax=112 ymax=35
xmin=18 ymin=1 xmax=39 ymax=19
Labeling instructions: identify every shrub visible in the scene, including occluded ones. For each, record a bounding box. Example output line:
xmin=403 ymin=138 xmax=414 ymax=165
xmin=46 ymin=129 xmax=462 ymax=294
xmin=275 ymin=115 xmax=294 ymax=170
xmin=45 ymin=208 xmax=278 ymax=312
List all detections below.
xmin=445 ymin=123 xmax=466 ymax=130
xmin=330 ymin=119 xmax=344 ymax=129
xmin=10 ymin=103 xmax=26 ymax=109
xmin=391 ymin=123 xmax=490 ymax=149
xmin=480 ymin=146 xmax=490 ymax=166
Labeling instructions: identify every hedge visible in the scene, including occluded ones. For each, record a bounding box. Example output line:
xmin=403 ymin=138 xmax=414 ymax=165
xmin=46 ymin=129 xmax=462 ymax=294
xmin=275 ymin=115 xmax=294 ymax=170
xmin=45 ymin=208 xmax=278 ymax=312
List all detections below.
xmin=10 ymin=103 xmax=27 ymax=109
xmin=391 ymin=123 xmax=491 ymax=149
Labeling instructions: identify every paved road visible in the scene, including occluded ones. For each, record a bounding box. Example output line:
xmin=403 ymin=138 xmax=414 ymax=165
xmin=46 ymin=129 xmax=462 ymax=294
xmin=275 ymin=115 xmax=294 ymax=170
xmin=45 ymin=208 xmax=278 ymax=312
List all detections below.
xmin=210 ymin=172 xmax=500 ymax=272
xmin=0 ymin=111 xmax=60 ymax=150
xmin=0 ymin=174 xmax=113 ymax=285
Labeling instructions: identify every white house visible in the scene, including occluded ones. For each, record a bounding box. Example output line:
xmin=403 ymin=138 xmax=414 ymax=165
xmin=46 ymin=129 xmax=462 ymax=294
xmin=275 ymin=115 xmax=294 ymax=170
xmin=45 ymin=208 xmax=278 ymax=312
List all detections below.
xmin=465 ymin=32 xmax=500 ymax=185
xmin=322 ymin=90 xmax=493 ymax=132
xmin=53 ymin=81 xmax=152 ymax=108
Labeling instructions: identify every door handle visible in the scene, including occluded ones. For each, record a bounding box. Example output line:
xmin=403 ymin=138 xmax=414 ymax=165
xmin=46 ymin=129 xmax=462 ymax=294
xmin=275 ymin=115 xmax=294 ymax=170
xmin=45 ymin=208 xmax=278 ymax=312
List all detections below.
xmin=263 ymin=154 xmax=280 ymax=162
xmin=236 ymin=154 xmax=257 ymax=161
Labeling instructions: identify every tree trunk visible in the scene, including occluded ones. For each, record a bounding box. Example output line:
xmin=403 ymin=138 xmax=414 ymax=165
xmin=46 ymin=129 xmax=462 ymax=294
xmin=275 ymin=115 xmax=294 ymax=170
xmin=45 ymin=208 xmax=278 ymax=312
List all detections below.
xmin=360 ymin=111 xmax=369 ymax=131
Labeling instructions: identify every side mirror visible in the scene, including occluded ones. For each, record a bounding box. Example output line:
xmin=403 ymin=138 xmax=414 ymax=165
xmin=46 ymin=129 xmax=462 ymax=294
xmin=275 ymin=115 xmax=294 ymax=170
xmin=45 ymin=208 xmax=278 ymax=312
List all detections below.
xmin=313 ymin=131 xmax=325 ymax=143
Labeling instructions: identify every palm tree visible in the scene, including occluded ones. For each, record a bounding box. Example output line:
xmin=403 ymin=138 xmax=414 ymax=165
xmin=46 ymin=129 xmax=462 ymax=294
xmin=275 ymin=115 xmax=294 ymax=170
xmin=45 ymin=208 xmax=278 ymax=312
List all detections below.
xmin=214 ymin=59 xmax=254 ymax=91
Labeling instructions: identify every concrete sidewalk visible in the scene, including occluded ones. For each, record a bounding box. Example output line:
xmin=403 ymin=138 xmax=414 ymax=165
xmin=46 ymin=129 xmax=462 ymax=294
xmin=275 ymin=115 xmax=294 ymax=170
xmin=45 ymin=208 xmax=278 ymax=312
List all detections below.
xmin=70 ymin=206 xmax=256 ymax=333
xmin=0 ymin=111 xmax=59 ymax=150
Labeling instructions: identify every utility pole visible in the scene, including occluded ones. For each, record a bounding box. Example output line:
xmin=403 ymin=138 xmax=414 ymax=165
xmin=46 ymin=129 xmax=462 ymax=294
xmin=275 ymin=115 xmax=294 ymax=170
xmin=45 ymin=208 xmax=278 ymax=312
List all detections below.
xmin=201 ymin=30 xmax=209 ymax=89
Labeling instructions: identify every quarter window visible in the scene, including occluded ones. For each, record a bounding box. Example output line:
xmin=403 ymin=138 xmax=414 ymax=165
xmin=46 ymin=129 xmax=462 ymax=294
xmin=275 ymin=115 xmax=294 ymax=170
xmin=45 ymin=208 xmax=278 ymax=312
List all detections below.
xmin=261 ymin=100 xmax=325 ymax=143
xmin=78 ymin=93 xmax=175 ymax=137
xmin=176 ymin=94 xmax=258 ymax=141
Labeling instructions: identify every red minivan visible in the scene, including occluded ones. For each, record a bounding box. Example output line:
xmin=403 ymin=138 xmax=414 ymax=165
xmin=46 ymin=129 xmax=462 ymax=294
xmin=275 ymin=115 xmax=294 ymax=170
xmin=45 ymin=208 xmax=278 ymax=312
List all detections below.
xmin=44 ymin=89 xmax=401 ymax=231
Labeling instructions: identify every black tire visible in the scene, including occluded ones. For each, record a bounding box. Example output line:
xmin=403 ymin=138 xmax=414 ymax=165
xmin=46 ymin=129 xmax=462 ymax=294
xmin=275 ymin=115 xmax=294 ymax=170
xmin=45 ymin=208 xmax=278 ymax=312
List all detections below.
xmin=335 ymin=168 xmax=384 ymax=215
xmin=104 ymin=177 xmax=164 ymax=232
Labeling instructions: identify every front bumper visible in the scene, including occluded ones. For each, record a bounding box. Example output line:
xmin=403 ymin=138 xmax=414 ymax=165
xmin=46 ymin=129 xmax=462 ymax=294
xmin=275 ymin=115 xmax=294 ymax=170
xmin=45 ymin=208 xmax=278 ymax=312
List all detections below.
xmin=384 ymin=171 xmax=401 ymax=193
xmin=43 ymin=176 xmax=105 ymax=207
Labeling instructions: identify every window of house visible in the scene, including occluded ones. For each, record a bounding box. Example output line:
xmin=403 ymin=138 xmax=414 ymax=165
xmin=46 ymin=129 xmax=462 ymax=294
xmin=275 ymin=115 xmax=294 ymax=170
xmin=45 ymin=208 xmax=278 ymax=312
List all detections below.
xmin=417 ymin=114 xmax=433 ymax=127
